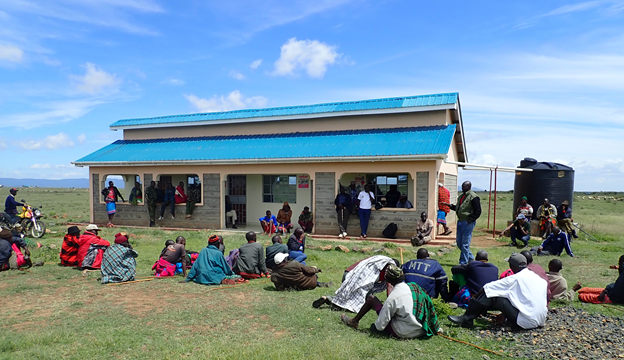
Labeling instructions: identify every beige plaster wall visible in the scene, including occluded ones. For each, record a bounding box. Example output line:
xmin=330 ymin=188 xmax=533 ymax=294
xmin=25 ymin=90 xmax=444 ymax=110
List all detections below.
xmin=88 ymin=159 xmax=446 ymax=230
xmin=122 ymin=110 xmax=449 ymax=140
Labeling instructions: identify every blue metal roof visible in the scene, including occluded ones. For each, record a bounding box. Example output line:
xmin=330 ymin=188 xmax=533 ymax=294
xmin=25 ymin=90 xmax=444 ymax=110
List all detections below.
xmin=74 ymin=125 xmax=456 ymax=165
xmin=110 ymin=93 xmax=458 ymax=128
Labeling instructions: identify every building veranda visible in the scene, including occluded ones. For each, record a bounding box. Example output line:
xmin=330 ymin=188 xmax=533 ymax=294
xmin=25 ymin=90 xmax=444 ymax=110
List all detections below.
xmin=73 ymin=92 xmax=467 ymax=239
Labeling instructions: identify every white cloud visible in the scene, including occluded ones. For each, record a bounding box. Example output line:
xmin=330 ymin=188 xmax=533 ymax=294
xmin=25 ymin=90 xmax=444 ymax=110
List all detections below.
xmin=19 ymin=132 xmax=75 ymax=151
xmin=228 ymin=70 xmax=245 ymax=80
xmin=0 ymin=43 xmax=24 ymax=63
xmin=77 ymin=134 xmax=86 ymax=144
xmin=517 ymin=1 xmax=624 ymax=29
xmin=0 ymin=98 xmax=108 ymax=130
xmin=272 ymin=38 xmax=341 ymax=78
xmin=250 ymin=59 xmax=262 ymax=69
xmin=30 ymin=163 xmax=51 ymax=169
xmin=184 ymin=91 xmax=268 ymax=112
xmin=71 ymin=63 xmax=121 ymax=95
xmin=163 ymin=78 xmax=185 ymax=86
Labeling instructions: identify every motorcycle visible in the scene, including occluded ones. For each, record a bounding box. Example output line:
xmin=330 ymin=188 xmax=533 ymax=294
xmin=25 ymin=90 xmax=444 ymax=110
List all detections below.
xmin=18 ymin=201 xmax=46 ymax=239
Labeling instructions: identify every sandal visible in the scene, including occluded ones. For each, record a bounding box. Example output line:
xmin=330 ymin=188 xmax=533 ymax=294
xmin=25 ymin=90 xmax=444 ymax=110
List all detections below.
xmin=341 ymin=314 xmax=359 ymax=329
xmin=442 ymin=230 xmax=453 ymax=236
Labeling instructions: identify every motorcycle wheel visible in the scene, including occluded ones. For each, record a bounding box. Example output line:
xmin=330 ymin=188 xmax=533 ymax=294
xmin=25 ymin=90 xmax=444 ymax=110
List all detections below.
xmin=29 ymin=220 xmax=46 ymax=239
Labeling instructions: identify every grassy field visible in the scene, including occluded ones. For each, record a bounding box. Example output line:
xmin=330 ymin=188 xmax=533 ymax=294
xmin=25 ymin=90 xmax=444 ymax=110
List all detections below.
xmin=1 ymin=188 xmax=623 ymax=359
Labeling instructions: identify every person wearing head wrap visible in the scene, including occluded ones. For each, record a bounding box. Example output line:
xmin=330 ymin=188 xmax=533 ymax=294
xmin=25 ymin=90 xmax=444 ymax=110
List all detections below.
xmin=448 ymin=253 xmax=547 ymax=330
xmin=76 ymin=224 xmax=110 ymax=269
xmin=185 ymin=236 xmax=236 ymax=285
xmin=100 ymin=233 xmax=138 ymax=284
xmin=516 ymin=196 xmax=534 ymax=219
xmin=208 ymin=234 xmax=225 ymax=254
xmin=341 ymin=265 xmax=440 ymax=339
xmin=60 ymin=226 xmax=82 ymax=267
xmin=276 ymin=202 xmax=293 ymax=234
xmin=270 ymin=253 xmax=331 ymax=291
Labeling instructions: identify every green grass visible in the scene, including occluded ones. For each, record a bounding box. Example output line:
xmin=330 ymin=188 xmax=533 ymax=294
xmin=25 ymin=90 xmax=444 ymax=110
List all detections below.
xmin=1 ymin=188 xmax=624 ymax=359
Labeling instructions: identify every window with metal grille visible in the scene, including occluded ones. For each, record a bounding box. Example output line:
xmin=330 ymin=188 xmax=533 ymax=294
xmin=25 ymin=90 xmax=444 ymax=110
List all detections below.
xmin=263 ymin=175 xmax=297 ymax=203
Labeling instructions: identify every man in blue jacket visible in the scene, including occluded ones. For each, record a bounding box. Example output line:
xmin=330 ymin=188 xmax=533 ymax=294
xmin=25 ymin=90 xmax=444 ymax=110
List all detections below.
xmin=159 ymin=183 xmax=176 ymax=220
xmin=335 ymin=186 xmax=352 ymax=238
xmin=402 ymin=248 xmax=451 ymax=300
xmin=4 ymin=188 xmax=24 ymax=225
xmin=451 ymin=250 xmax=499 ymax=295
xmin=533 ymin=226 xmax=574 ymax=257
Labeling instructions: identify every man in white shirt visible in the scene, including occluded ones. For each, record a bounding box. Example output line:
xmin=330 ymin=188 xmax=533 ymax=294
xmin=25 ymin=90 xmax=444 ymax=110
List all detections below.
xmin=340 ymin=264 xmax=440 ymax=339
xmin=448 ymin=253 xmax=548 ymax=330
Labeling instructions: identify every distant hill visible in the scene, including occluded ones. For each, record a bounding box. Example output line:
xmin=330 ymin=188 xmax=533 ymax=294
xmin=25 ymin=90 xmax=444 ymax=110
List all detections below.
xmin=0 ymin=178 xmax=89 ymax=189
xmin=459 ymin=186 xmax=485 ymax=192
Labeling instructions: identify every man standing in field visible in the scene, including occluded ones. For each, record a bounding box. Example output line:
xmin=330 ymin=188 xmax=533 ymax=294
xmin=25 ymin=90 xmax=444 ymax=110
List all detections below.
xmin=441 ymin=181 xmax=481 ymax=265
xmin=145 ymin=181 xmax=157 ymax=227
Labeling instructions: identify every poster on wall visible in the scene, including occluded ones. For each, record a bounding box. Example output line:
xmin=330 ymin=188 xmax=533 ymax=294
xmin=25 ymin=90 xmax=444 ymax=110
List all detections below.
xmin=298 ymin=175 xmax=309 ymax=188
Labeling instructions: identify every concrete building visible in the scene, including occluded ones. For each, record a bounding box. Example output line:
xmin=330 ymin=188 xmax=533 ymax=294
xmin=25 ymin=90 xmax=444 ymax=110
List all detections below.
xmin=73 ymin=92 xmax=467 ymax=239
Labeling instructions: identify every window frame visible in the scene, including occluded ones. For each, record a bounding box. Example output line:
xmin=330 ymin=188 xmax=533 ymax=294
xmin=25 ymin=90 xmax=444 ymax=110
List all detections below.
xmin=262 ymin=174 xmax=297 ymax=203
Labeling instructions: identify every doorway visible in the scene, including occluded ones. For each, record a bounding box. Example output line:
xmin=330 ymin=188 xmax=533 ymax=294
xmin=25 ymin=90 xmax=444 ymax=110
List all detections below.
xmin=227 ymin=175 xmax=247 ymax=225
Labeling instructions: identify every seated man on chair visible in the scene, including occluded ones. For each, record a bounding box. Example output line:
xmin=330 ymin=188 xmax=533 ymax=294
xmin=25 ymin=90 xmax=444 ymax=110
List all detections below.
xmin=557 ymin=200 xmax=578 ymax=239
xmin=276 ymin=202 xmax=294 ymax=234
xmin=225 ymin=195 xmax=237 ymax=229
xmin=259 ymin=210 xmax=278 ymax=236
xmin=448 ymin=253 xmax=548 ymax=330
xmin=537 ymin=198 xmax=557 ymax=239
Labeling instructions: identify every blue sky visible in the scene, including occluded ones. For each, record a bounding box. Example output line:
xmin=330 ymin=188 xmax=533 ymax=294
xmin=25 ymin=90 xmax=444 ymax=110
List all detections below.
xmin=1 ymin=0 xmax=623 ymax=191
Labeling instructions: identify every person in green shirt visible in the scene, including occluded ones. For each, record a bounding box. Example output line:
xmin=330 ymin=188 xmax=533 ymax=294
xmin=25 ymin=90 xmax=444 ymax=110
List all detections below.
xmin=144 ymin=181 xmax=158 ymax=227
xmin=502 ymin=214 xmax=531 ymax=247
xmin=440 ymin=181 xmax=482 ymax=265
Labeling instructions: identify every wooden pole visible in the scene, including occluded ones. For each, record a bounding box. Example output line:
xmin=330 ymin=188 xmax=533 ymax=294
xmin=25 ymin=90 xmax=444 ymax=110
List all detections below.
xmin=105 ymin=278 xmax=154 ymax=286
xmin=399 ymin=247 xmax=404 ymax=264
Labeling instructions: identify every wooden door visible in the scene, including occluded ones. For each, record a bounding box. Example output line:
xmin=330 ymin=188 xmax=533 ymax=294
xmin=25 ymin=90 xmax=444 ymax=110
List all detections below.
xmin=227 ymin=175 xmax=247 ymax=224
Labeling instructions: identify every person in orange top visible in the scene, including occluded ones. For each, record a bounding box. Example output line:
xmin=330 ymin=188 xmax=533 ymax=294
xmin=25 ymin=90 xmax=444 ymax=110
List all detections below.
xmin=437 ymin=183 xmax=452 ymax=236
xmin=276 ymin=202 xmax=294 ymax=234
xmin=175 ymin=182 xmax=188 ymax=204
xmin=76 ymin=224 xmax=110 ymax=269
xmin=60 ymin=226 xmax=81 ymax=266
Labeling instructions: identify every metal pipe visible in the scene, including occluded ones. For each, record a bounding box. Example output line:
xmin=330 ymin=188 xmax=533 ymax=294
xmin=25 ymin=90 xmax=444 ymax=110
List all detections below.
xmin=493 ymin=166 xmax=498 ymax=238
xmin=445 ymin=161 xmax=533 ymax=172
xmin=487 ymin=169 xmax=492 ymax=230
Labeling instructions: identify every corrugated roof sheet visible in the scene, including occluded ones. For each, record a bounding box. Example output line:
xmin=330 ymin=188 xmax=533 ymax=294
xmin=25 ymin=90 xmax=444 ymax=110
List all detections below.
xmin=110 ymin=93 xmax=458 ymax=128
xmin=74 ymin=125 xmax=456 ymax=164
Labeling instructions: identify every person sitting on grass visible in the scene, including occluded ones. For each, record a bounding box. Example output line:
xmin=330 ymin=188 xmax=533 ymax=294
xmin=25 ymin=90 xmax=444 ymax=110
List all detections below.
xmin=186 ymin=236 xmax=245 ymax=285
xmin=411 ymin=212 xmax=434 ymax=247
xmin=60 ymin=226 xmax=82 ymax=267
xmin=449 ymin=250 xmax=499 ymax=307
xmin=265 ymin=235 xmax=288 ymax=270
xmin=520 ymin=250 xmax=552 ymax=303
xmin=259 ymin=210 xmax=278 ymax=236
xmin=537 ymin=198 xmax=557 ymax=239
xmin=276 ymin=202 xmax=294 ymax=234
xmin=312 ymin=255 xmax=398 ymax=313
xmin=101 ymin=233 xmax=139 ymax=284
xmin=402 ymin=248 xmax=451 ymax=301
xmin=233 ymin=231 xmax=269 ymax=279
xmin=0 ymin=228 xmax=30 ymax=271
xmin=578 ymin=255 xmax=624 ymax=304
xmin=501 ymin=214 xmax=531 ymax=248
xmin=77 ymin=224 xmax=110 ymax=270
xmin=340 ymin=265 xmax=440 ymax=339
xmin=298 ymin=206 xmax=314 ymax=233
xmin=153 ymin=237 xmax=187 ymax=277
xmin=448 ymin=253 xmax=548 ymax=330
xmin=287 ymin=228 xmax=307 ymax=265
xmin=547 ymin=258 xmax=582 ymax=301
xmin=271 ymin=253 xmax=331 ymax=291
xmin=531 ymin=226 xmax=574 ymax=257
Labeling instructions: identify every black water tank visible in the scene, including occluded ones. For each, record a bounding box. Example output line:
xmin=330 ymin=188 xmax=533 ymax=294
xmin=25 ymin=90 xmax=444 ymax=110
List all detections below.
xmin=513 ymin=158 xmax=575 ymax=220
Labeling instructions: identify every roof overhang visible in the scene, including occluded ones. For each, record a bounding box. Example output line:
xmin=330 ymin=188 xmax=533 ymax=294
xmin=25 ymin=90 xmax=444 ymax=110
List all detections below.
xmin=450 ymin=96 xmax=468 ymax=163
xmin=110 ymin=103 xmax=457 ymax=131
xmin=73 ymin=154 xmax=448 ymax=167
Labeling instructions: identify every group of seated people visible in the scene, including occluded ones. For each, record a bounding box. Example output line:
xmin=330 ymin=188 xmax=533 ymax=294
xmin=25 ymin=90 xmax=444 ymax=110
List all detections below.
xmin=505 ymin=197 xmax=579 ymax=246
xmin=259 ymin=203 xmax=314 ymax=236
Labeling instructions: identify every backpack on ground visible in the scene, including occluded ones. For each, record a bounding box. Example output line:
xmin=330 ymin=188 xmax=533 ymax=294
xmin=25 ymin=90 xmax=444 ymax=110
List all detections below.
xmin=382 ymin=223 xmax=398 ymax=239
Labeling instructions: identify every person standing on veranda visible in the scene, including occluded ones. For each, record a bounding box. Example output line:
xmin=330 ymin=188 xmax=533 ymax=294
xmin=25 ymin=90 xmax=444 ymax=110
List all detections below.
xmin=145 ymin=181 xmax=158 ymax=227
xmin=334 ymin=186 xmax=352 ymax=238
xmin=357 ymin=184 xmax=375 ymax=239
xmin=440 ymin=181 xmax=481 ymax=265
